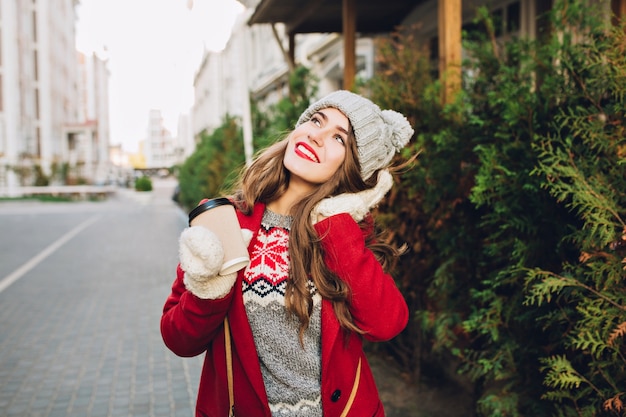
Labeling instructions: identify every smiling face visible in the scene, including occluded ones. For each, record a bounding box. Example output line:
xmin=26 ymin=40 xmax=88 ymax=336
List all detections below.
xmin=283 ymin=107 xmax=351 ymax=193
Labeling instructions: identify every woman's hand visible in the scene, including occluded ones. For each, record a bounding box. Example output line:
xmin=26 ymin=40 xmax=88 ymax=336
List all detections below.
xmin=178 ymin=226 xmax=252 ymax=299
xmin=311 ymin=170 xmax=393 ymax=224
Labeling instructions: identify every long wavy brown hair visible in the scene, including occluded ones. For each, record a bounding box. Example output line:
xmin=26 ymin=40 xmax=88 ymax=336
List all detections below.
xmin=230 ymin=128 xmax=403 ymax=341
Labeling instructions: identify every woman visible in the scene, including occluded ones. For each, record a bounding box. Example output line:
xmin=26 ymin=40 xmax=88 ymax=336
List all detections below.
xmin=161 ymin=90 xmax=414 ymax=416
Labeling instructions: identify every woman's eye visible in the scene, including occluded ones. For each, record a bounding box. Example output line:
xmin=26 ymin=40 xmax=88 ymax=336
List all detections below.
xmin=335 ymin=135 xmax=345 ymax=145
xmin=311 ymin=116 xmax=321 ymax=126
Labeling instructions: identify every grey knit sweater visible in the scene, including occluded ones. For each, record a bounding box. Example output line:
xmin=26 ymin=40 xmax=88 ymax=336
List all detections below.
xmin=242 ymin=209 xmax=322 ymax=416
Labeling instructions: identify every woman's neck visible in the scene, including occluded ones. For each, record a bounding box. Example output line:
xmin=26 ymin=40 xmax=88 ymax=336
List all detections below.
xmin=266 ymin=194 xmax=297 ymax=216
xmin=267 ymin=183 xmax=312 ymax=215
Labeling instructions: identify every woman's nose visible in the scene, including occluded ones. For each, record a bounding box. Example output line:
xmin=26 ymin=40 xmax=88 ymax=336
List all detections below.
xmin=308 ymin=131 xmax=324 ymax=146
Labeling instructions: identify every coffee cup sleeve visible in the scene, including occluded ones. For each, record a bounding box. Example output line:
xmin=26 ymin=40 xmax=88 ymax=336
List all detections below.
xmin=179 ymin=226 xmax=253 ymax=299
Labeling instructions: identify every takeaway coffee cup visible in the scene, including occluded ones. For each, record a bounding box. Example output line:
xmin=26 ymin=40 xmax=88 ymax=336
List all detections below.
xmin=188 ymin=197 xmax=250 ymax=275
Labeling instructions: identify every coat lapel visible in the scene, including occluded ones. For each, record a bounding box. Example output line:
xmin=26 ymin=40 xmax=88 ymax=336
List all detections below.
xmin=230 ymin=203 xmax=270 ymax=406
xmin=321 ymin=299 xmax=341 ymax=373
xmin=229 ymin=275 xmax=270 ymax=406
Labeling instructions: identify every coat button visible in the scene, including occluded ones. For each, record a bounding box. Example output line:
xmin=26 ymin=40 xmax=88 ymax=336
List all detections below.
xmin=331 ymin=389 xmax=341 ymax=402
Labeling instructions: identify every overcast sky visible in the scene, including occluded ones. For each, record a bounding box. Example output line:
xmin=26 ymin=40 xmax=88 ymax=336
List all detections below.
xmin=75 ymin=0 xmax=244 ymax=152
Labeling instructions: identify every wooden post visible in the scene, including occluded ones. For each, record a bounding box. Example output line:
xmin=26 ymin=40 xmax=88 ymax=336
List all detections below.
xmin=612 ymin=0 xmax=626 ymax=28
xmin=271 ymin=24 xmax=294 ymax=72
xmin=343 ymin=0 xmax=356 ymax=90
xmin=438 ymin=0 xmax=462 ymax=104
xmin=289 ymin=33 xmax=296 ymax=69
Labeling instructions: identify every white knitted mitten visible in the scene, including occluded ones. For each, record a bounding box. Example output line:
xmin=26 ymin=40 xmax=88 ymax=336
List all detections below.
xmin=179 ymin=226 xmax=253 ymax=299
xmin=311 ymin=170 xmax=394 ymax=224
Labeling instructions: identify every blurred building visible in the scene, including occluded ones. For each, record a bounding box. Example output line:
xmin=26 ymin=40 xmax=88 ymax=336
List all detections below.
xmin=68 ymin=51 xmax=111 ymax=184
xmin=191 ymin=0 xmax=623 ymax=161
xmin=0 ymin=0 xmax=110 ymax=189
xmin=191 ymin=0 xmax=333 ymax=162
xmin=190 ymin=0 xmax=381 ymax=161
xmin=176 ymin=113 xmax=195 ymax=159
xmin=143 ymin=109 xmax=182 ymax=172
xmin=192 ymin=51 xmax=229 ymax=139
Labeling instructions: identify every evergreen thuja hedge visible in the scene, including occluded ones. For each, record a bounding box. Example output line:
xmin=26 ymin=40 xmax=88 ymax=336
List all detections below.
xmin=523 ymin=11 xmax=626 ymax=417
xmin=366 ymin=1 xmax=625 ymax=416
xmin=177 ymin=115 xmax=245 ymax=210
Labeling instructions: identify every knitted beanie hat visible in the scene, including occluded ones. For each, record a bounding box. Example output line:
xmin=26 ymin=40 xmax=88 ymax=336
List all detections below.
xmin=296 ymin=90 xmax=414 ymax=180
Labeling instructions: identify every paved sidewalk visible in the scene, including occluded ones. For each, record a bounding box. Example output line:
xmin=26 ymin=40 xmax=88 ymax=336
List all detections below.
xmin=0 ymin=179 xmax=468 ymax=417
xmin=0 ymin=179 xmax=203 ymax=417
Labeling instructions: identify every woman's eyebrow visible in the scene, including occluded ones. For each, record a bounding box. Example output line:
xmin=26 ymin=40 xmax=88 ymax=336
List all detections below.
xmin=313 ymin=110 xmax=327 ymax=121
xmin=315 ymin=110 xmax=349 ymax=136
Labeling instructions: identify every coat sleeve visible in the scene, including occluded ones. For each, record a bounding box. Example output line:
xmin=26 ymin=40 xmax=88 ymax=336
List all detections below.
xmin=314 ymin=213 xmax=409 ymax=341
xmin=160 ymin=264 xmax=233 ymax=357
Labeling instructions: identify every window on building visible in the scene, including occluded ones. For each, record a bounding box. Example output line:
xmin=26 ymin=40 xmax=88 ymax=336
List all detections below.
xmin=33 ymin=50 xmax=38 ymax=80
xmin=507 ymin=2 xmax=521 ymax=33
xmin=36 ymin=127 xmax=41 ymax=158
xmin=32 ymin=9 xmax=37 ymax=41
xmin=35 ymin=88 xmax=40 ymax=118
xmin=461 ymin=1 xmax=522 ymax=41
xmin=427 ymin=1 xmax=525 ymax=83
xmin=68 ymin=133 xmax=76 ymax=151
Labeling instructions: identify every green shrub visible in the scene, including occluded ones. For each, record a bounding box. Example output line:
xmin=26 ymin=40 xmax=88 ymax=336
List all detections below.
xmin=364 ymin=1 xmax=626 ymax=416
xmin=177 ymin=115 xmax=245 ymax=210
xmin=462 ymin=3 xmax=625 ymax=415
xmin=33 ymin=165 xmax=49 ymax=186
xmin=134 ymin=176 xmax=153 ymax=192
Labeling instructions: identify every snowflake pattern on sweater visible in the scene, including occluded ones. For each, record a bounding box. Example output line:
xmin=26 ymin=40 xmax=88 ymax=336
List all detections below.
xmin=243 ymin=219 xmax=289 ymax=303
xmin=243 ymin=209 xmax=322 ymax=417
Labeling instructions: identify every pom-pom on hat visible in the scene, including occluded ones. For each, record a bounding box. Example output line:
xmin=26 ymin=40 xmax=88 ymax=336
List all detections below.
xmin=296 ymin=90 xmax=414 ymax=180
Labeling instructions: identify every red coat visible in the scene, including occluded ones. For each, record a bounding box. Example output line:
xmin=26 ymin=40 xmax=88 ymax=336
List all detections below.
xmin=161 ymin=203 xmax=408 ymax=417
